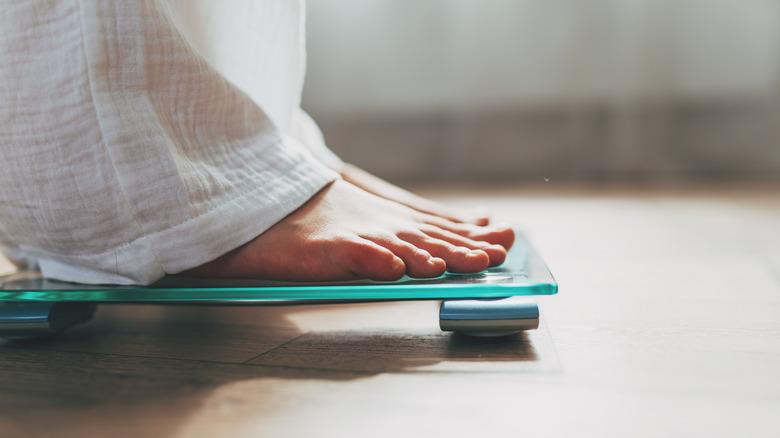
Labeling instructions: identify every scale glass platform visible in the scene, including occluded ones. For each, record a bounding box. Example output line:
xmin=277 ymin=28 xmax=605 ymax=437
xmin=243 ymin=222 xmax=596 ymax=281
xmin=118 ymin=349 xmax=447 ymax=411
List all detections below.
xmin=0 ymin=233 xmax=556 ymax=339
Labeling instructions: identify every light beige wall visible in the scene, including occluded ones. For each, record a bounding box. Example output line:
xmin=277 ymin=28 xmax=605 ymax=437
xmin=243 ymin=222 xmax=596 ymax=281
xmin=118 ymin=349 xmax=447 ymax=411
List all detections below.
xmin=302 ymin=0 xmax=780 ymax=181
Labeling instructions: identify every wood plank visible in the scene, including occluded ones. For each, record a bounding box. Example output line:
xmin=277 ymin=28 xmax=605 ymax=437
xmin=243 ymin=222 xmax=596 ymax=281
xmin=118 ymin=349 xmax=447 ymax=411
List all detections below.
xmin=248 ymin=325 xmax=558 ymax=374
xmin=1 ymin=304 xmax=304 ymax=364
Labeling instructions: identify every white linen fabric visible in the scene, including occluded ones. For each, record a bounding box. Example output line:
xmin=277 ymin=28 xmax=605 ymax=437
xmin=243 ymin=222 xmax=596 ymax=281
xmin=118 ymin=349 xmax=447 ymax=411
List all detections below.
xmin=0 ymin=0 xmax=341 ymax=285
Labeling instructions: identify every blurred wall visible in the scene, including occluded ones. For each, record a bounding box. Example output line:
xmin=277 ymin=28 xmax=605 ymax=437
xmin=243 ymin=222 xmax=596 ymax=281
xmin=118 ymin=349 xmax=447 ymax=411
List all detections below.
xmin=302 ymin=0 xmax=780 ymax=181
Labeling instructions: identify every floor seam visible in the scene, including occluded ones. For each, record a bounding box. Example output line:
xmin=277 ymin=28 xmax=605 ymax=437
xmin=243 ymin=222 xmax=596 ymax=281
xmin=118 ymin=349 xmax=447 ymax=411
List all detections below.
xmin=241 ymin=331 xmax=309 ymax=364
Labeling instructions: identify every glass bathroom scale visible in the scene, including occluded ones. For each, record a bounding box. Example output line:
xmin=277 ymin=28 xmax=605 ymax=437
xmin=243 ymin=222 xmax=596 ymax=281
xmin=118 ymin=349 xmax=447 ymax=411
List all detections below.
xmin=0 ymin=233 xmax=555 ymax=339
xmin=0 ymin=233 xmax=556 ymax=303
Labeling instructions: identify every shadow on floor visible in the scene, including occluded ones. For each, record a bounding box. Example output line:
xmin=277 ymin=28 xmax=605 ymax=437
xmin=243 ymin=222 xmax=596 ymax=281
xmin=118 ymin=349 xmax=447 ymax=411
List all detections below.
xmin=0 ymin=302 xmax=555 ymax=438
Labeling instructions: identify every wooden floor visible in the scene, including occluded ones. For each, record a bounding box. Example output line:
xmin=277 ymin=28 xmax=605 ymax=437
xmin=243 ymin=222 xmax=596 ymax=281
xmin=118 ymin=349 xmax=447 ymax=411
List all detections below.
xmin=2 ymin=182 xmax=780 ymax=437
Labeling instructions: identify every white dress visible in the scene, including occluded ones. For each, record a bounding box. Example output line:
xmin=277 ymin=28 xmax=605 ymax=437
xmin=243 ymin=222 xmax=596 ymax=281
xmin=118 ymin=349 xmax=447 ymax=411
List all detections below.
xmin=0 ymin=0 xmax=341 ymax=284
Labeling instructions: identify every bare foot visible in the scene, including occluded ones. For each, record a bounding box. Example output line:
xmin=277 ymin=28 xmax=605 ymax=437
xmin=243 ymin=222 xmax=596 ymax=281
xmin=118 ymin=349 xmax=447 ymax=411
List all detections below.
xmin=339 ymin=163 xmax=492 ymax=226
xmin=184 ymin=179 xmax=515 ymax=282
xmin=339 ymin=163 xmax=514 ymax=252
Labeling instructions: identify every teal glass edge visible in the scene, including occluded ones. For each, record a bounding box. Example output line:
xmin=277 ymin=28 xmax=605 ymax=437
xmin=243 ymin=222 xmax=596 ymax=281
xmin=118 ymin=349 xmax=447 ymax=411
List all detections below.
xmin=0 ymin=233 xmax=557 ymax=303
xmin=0 ymin=282 xmax=557 ymax=302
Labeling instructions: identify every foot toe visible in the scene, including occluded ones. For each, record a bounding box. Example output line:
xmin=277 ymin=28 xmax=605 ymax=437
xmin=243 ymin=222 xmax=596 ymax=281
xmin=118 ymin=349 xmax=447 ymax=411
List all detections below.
xmin=401 ymin=231 xmax=490 ymax=273
xmin=468 ymin=224 xmax=515 ymax=251
xmin=445 ymin=247 xmax=491 ymax=273
xmin=415 ymin=225 xmax=508 ymax=267
xmin=361 ymin=235 xmax=446 ymax=278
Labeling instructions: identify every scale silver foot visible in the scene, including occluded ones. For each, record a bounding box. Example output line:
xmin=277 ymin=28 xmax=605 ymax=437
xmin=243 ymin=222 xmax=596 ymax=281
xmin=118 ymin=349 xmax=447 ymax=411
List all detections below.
xmin=439 ymin=296 xmax=539 ymax=337
xmin=0 ymin=302 xmax=97 ymax=340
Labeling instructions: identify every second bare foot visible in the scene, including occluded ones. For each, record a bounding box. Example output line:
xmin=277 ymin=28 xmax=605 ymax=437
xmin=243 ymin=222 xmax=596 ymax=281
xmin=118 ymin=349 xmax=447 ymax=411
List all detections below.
xmin=339 ymin=163 xmax=492 ymax=226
